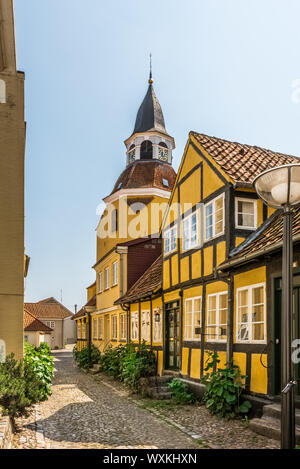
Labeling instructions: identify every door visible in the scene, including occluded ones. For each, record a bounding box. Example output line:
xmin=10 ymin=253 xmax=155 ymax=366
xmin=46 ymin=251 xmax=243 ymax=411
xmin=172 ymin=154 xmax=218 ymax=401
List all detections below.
xmin=165 ymin=301 xmax=180 ymax=370
xmin=274 ymin=276 xmax=300 ymax=397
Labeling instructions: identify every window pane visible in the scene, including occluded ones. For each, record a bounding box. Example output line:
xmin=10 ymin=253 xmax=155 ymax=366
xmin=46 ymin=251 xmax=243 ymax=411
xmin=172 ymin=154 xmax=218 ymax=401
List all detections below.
xmin=194 ymin=298 xmax=201 ymax=312
xmin=215 ymin=197 xmax=223 ymax=211
xmin=253 ymin=323 xmax=264 ymax=341
xmin=252 ymin=304 xmax=264 ymax=323
xmin=186 ymin=299 xmax=192 ymax=314
xmin=209 ymin=295 xmax=216 ymax=310
xmin=185 ymin=325 xmax=192 ymax=340
xmin=253 ymin=286 xmax=263 ymax=305
xmin=239 ymin=289 xmax=248 ymax=307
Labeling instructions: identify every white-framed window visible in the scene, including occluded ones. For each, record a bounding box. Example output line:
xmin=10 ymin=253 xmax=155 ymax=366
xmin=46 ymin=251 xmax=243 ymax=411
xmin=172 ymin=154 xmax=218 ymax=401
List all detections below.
xmin=82 ymin=323 xmax=86 ymax=339
xmin=184 ymin=297 xmax=202 ymax=341
xmin=205 ymin=194 xmax=224 ymax=241
xmin=153 ymin=309 xmax=162 ymax=343
xmin=99 ymin=272 xmax=102 ymax=293
xmin=46 ymin=321 xmax=55 ymax=329
xmin=236 ymin=283 xmax=266 ymax=343
xmin=112 ymin=315 xmax=118 ymax=339
xmin=93 ymin=318 xmax=97 ymax=340
xmin=0 ymin=79 xmax=6 ymax=104
xmin=105 ymin=267 xmax=109 ymax=290
xmin=131 ymin=312 xmax=139 ymax=341
xmin=235 ymin=198 xmax=257 ymax=230
xmin=98 ymin=317 xmax=103 ymax=340
xmin=206 ymin=292 xmax=228 ymax=342
xmin=120 ymin=313 xmax=127 ymax=340
xmin=164 ymin=226 xmax=177 ymax=255
xmin=113 ymin=261 xmax=118 ymax=286
xmin=77 ymin=323 xmax=81 ymax=339
xmin=182 ymin=211 xmax=199 ymax=251
xmin=141 ymin=311 xmax=150 ymax=342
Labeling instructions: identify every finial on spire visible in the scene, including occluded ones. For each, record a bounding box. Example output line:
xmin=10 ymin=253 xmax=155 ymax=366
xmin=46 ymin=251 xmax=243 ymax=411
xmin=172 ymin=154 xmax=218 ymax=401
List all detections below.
xmin=149 ymin=53 xmax=153 ymax=84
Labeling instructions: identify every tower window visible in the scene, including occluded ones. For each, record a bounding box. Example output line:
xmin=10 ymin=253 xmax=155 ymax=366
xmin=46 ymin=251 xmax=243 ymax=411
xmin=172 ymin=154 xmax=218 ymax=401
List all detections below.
xmin=162 ymin=179 xmax=169 ymax=187
xmin=140 ymin=140 xmax=153 ymax=160
xmin=0 ymin=79 xmax=6 ymax=104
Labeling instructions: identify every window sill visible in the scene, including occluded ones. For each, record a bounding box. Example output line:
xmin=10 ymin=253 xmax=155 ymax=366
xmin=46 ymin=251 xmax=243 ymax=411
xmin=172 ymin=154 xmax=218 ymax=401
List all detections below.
xmin=235 ymin=225 xmax=257 ymax=231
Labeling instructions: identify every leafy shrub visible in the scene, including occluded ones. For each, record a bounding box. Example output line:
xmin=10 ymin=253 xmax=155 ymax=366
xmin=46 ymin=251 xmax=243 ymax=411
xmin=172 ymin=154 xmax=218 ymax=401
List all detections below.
xmin=100 ymin=345 xmax=127 ymax=378
xmin=74 ymin=344 xmax=101 ymax=370
xmin=0 ymin=354 xmax=43 ymax=419
xmin=168 ymin=378 xmax=195 ymax=404
xmin=120 ymin=342 xmax=156 ymax=390
xmin=201 ymin=352 xmax=251 ymax=419
xmin=24 ymin=342 xmax=54 ymax=401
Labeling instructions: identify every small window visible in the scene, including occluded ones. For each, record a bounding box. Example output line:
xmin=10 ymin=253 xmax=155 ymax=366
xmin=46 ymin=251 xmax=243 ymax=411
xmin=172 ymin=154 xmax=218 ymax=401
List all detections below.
xmin=111 ymin=209 xmax=118 ymax=233
xmin=162 ymin=178 xmax=169 ymax=187
xmin=153 ymin=309 xmax=162 ymax=343
xmin=112 ymin=315 xmax=118 ymax=339
xmin=206 ymin=292 xmax=228 ymax=342
xmin=164 ymin=226 xmax=177 ymax=254
xmin=182 ymin=212 xmax=199 ymax=251
xmin=98 ymin=317 xmax=103 ymax=339
xmin=235 ymin=198 xmax=257 ymax=229
xmin=99 ymin=272 xmax=102 ymax=293
xmin=93 ymin=318 xmax=97 ymax=340
xmin=205 ymin=194 xmax=224 ymax=241
xmin=0 ymin=80 xmax=6 ymax=104
xmin=237 ymin=284 xmax=266 ymax=343
xmin=105 ymin=267 xmax=110 ymax=290
xmin=131 ymin=312 xmax=139 ymax=340
xmin=141 ymin=311 xmax=150 ymax=342
xmin=113 ymin=261 xmax=118 ymax=286
xmin=117 ymin=182 xmax=123 ymax=190
xmin=120 ymin=313 xmax=127 ymax=340
xmin=50 ymin=321 xmax=55 ymax=329
xmin=140 ymin=140 xmax=153 ymax=160
xmin=184 ymin=297 xmax=202 ymax=341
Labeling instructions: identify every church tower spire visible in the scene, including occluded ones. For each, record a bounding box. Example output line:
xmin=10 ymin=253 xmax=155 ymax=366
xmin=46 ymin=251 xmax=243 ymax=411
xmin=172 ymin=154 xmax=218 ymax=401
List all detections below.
xmin=124 ymin=63 xmax=175 ymax=167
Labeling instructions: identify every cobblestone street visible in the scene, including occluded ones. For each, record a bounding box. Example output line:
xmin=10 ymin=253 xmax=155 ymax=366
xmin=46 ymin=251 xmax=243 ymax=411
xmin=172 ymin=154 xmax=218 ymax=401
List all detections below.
xmin=12 ymin=350 xmax=199 ymax=449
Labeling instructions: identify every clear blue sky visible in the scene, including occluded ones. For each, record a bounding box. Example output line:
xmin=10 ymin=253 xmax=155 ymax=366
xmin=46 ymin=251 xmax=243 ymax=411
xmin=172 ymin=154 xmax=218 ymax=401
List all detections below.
xmin=14 ymin=0 xmax=300 ymax=312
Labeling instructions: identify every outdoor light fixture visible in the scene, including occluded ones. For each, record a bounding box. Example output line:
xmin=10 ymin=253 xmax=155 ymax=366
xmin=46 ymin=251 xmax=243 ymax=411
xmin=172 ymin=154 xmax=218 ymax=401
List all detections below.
xmin=254 ymin=163 xmax=300 ymax=450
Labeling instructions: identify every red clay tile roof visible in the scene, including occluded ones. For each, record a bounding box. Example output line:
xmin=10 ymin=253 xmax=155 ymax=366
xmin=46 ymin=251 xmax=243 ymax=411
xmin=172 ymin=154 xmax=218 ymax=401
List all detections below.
xmin=24 ymin=309 xmax=53 ymax=333
xmin=115 ymin=255 xmax=162 ymax=304
xmin=25 ymin=298 xmax=72 ymax=320
xmin=72 ymin=308 xmax=87 ymax=320
xmin=110 ymin=161 xmax=176 ymax=195
xmin=192 ymin=132 xmax=300 ymax=185
xmin=219 ymin=207 xmax=300 ymax=268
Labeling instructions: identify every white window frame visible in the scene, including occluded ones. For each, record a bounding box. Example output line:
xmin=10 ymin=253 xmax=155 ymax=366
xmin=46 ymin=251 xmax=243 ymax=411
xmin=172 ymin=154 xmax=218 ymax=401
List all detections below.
xmin=204 ymin=193 xmax=225 ymax=242
xmin=164 ymin=226 xmax=177 ymax=255
xmin=98 ymin=317 xmax=103 ymax=340
xmin=236 ymin=283 xmax=266 ymax=344
xmin=105 ymin=267 xmax=110 ymax=290
xmin=113 ymin=261 xmax=118 ymax=286
xmin=153 ymin=309 xmax=162 ymax=344
xmin=184 ymin=296 xmax=202 ymax=341
xmin=77 ymin=323 xmax=81 ymax=339
xmin=131 ymin=312 xmax=139 ymax=341
xmin=82 ymin=323 xmax=86 ymax=339
xmin=120 ymin=313 xmax=127 ymax=340
xmin=112 ymin=315 xmax=118 ymax=340
xmin=235 ymin=197 xmax=257 ymax=230
xmin=141 ymin=310 xmax=150 ymax=342
xmin=206 ymin=291 xmax=228 ymax=343
xmin=182 ymin=211 xmax=199 ymax=252
xmin=99 ymin=272 xmax=103 ymax=293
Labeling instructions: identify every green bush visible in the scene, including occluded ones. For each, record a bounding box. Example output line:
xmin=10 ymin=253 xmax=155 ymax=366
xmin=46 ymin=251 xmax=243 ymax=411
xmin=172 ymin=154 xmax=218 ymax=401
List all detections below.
xmin=201 ymin=352 xmax=251 ymax=419
xmin=100 ymin=345 xmax=127 ymax=378
xmin=74 ymin=344 xmax=101 ymax=370
xmin=24 ymin=342 xmax=54 ymax=401
xmin=168 ymin=378 xmax=195 ymax=404
xmin=120 ymin=342 xmax=156 ymax=390
xmin=0 ymin=354 xmax=43 ymax=419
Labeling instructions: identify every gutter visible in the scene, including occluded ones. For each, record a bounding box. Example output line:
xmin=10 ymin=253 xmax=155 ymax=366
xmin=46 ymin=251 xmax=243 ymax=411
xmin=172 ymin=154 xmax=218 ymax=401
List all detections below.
xmin=219 ymin=233 xmax=300 ymax=271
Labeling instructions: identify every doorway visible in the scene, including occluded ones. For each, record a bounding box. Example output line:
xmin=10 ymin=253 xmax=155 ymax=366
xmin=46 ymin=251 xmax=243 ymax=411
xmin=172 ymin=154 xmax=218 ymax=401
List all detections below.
xmin=165 ymin=300 xmax=180 ymax=370
xmin=274 ymin=276 xmax=300 ymax=397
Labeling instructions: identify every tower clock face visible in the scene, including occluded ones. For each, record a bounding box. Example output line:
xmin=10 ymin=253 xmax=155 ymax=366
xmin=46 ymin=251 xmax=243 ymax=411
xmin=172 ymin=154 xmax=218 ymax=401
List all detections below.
xmin=158 ymin=148 xmax=168 ymax=161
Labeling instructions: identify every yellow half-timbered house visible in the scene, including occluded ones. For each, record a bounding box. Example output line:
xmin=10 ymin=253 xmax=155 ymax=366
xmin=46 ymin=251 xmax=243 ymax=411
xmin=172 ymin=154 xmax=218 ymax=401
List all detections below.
xmin=75 ymin=77 xmax=300 ymax=409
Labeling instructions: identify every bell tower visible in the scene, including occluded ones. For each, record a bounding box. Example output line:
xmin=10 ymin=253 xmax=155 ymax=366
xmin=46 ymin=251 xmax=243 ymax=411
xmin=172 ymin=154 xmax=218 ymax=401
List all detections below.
xmin=124 ymin=62 xmax=175 ymax=167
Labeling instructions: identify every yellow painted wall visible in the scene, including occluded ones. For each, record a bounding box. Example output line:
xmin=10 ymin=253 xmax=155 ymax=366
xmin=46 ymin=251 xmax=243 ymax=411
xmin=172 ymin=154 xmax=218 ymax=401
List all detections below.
xmin=191 ymin=251 xmax=201 ymax=279
xmin=203 ymin=246 xmax=213 ymax=276
xmin=235 ymin=237 xmax=245 ymax=247
xmin=163 ymin=260 xmax=170 ymax=290
xmin=190 ymin=349 xmax=201 ymax=379
xmin=171 ymin=255 xmax=179 ymax=286
xmin=216 ymin=241 xmax=226 ymax=266
xmin=181 ymin=347 xmax=189 ymax=376
xmin=233 ymin=352 xmax=247 ymax=386
xmin=250 ymin=353 xmax=268 ymax=394
xmin=180 ymin=257 xmax=190 ymax=283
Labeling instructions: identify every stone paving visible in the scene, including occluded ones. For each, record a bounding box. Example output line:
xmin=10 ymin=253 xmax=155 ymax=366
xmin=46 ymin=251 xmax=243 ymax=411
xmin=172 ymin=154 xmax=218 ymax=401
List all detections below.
xmin=12 ymin=350 xmax=199 ymax=449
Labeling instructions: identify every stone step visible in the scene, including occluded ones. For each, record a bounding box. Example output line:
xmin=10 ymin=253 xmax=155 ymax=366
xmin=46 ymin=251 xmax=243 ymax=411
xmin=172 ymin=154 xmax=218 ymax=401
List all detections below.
xmin=163 ymin=370 xmax=180 ymax=377
xmin=249 ymin=417 xmax=300 ymax=443
xmin=263 ymin=404 xmax=300 ymax=427
xmin=148 ymin=376 xmax=172 ymax=385
xmin=147 ymin=389 xmax=172 ymax=400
